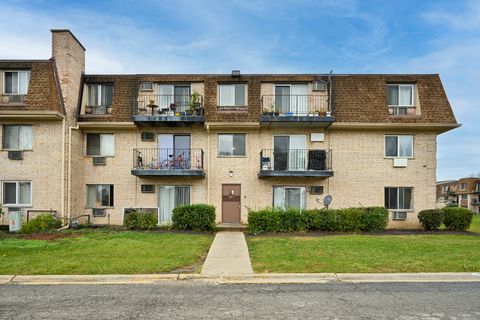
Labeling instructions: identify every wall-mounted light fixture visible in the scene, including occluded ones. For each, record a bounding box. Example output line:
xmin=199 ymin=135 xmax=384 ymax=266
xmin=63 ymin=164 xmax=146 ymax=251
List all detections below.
xmin=229 ymin=170 xmax=234 ymax=177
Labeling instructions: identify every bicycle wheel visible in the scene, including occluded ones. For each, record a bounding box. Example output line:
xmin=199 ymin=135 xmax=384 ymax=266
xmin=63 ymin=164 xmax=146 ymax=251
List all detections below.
xmin=160 ymin=160 xmax=170 ymax=169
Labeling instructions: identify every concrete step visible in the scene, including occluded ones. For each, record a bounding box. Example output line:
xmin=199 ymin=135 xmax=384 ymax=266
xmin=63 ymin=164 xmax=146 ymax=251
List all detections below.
xmin=217 ymin=223 xmax=247 ymax=232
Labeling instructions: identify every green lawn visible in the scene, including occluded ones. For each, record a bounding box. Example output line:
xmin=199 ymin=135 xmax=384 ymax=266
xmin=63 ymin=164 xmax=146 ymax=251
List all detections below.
xmin=247 ymin=218 xmax=480 ymax=273
xmin=469 ymin=214 xmax=480 ymax=233
xmin=0 ymin=230 xmax=213 ymax=275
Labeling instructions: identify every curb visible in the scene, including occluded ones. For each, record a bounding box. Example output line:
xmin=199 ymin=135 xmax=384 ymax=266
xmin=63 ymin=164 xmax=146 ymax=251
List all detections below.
xmin=2 ymin=273 xmax=480 ymax=285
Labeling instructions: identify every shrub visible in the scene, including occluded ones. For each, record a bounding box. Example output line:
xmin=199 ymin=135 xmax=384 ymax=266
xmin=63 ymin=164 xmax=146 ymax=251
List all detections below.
xmin=277 ymin=208 xmax=308 ymax=232
xmin=361 ymin=207 xmax=389 ymax=232
xmin=247 ymin=208 xmax=281 ymax=234
xmin=123 ymin=210 xmax=158 ymax=230
xmin=304 ymin=209 xmax=336 ymax=231
xmin=172 ymin=204 xmax=216 ymax=231
xmin=417 ymin=209 xmax=444 ymax=230
xmin=333 ymin=208 xmax=364 ymax=232
xmin=22 ymin=213 xmax=62 ymax=234
xmin=442 ymin=207 xmax=474 ymax=231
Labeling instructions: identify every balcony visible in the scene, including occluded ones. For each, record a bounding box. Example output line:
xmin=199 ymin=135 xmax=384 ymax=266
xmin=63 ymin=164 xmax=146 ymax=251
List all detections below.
xmin=133 ymin=95 xmax=204 ymax=125
xmin=260 ymin=95 xmax=334 ymax=128
xmin=131 ymin=148 xmax=205 ymax=177
xmin=259 ymin=149 xmax=333 ymax=178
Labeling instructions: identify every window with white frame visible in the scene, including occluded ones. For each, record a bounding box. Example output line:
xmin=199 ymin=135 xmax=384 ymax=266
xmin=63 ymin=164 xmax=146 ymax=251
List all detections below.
xmin=2 ymin=125 xmax=32 ymax=150
xmin=387 ymin=84 xmax=414 ymax=107
xmin=87 ymin=84 xmax=114 ymax=107
xmin=2 ymin=181 xmax=32 ymax=206
xmin=385 ymin=135 xmax=413 ymax=157
xmin=384 ymin=187 xmax=413 ymax=211
xmin=460 ymin=183 xmax=467 ymax=190
xmin=86 ymin=133 xmax=114 ymax=156
xmin=273 ymin=186 xmax=306 ymax=210
xmin=3 ymin=71 xmax=30 ymax=94
xmin=217 ymin=84 xmax=246 ymax=106
xmin=86 ymin=184 xmax=114 ymax=208
xmin=218 ymin=134 xmax=246 ymax=156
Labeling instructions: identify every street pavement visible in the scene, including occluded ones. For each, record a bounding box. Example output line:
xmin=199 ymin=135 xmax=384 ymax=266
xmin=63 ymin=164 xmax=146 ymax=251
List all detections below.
xmin=1 ymin=282 xmax=479 ymax=319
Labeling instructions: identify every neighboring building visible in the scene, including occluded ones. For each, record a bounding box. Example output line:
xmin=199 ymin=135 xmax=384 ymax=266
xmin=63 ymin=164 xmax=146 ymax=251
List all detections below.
xmin=1 ymin=30 xmax=460 ymax=228
xmin=436 ymin=178 xmax=480 ymax=213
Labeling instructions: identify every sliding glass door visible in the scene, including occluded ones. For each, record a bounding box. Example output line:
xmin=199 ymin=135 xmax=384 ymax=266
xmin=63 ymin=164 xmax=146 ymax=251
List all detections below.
xmin=158 ymin=186 xmax=190 ymax=224
xmin=273 ymin=186 xmax=306 ymax=210
xmin=273 ymin=135 xmax=307 ymax=170
xmin=158 ymin=134 xmax=191 ymax=168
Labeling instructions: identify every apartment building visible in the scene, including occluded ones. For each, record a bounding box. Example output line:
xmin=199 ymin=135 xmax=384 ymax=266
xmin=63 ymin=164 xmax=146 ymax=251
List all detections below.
xmin=436 ymin=178 xmax=480 ymax=213
xmin=0 ymin=30 xmax=459 ymax=228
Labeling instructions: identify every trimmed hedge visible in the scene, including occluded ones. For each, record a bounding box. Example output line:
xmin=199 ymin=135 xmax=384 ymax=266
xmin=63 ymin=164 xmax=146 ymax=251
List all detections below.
xmin=418 ymin=209 xmax=444 ymax=230
xmin=172 ymin=204 xmax=216 ymax=231
xmin=247 ymin=207 xmax=389 ymax=234
xmin=22 ymin=213 xmax=62 ymax=233
xmin=442 ymin=207 xmax=474 ymax=231
xmin=123 ymin=210 xmax=158 ymax=230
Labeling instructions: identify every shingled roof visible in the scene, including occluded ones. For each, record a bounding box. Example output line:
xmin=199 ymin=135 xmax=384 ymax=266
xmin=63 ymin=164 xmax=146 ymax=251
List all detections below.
xmin=78 ymin=73 xmax=457 ymax=126
xmin=0 ymin=59 xmax=64 ymax=114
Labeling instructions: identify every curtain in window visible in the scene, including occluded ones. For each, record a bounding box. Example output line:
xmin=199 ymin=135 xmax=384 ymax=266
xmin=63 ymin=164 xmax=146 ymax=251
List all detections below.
xmin=86 ymin=134 xmax=101 ymax=156
xmin=275 ymin=86 xmax=290 ymax=114
xmin=174 ymin=86 xmax=190 ymax=112
xmin=290 ymin=84 xmax=308 ymax=115
xmin=18 ymin=182 xmax=31 ymax=205
xmin=3 ymin=125 xmax=18 ymax=149
xmin=99 ymin=185 xmax=110 ymax=207
xmin=273 ymin=187 xmax=285 ymax=209
xmin=218 ymin=85 xmax=235 ymax=106
xmin=398 ymin=136 xmax=413 ymax=157
xmin=3 ymin=182 xmax=16 ymax=204
xmin=387 ymin=86 xmax=398 ymax=105
xmin=4 ymin=72 xmax=15 ymax=94
xmin=159 ymin=85 xmax=174 ymax=108
xmin=86 ymin=185 xmax=96 ymax=207
xmin=399 ymin=86 xmax=412 ymax=106
xmin=232 ymin=134 xmax=245 ymax=156
xmin=218 ymin=134 xmax=233 ymax=156
xmin=101 ymin=85 xmax=113 ymax=107
xmin=234 ymin=84 xmax=245 ymax=106
xmin=100 ymin=134 xmax=114 ymax=156
xmin=399 ymin=188 xmax=412 ymax=210
xmin=288 ymin=135 xmax=306 ymax=170
xmin=385 ymin=188 xmax=398 ymax=209
xmin=18 ymin=126 xmax=32 ymax=149
xmin=88 ymin=85 xmax=99 ymax=106
xmin=18 ymin=71 xmax=29 ymax=94
xmin=159 ymin=186 xmax=175 ymax=223
xmin=285 ymin=188 xmax=302 ymax=210
xmin=175 ymin=186 xmax=190 ymax=207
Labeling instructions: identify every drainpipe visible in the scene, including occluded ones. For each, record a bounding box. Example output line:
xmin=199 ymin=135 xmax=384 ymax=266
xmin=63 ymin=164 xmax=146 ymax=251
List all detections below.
xmin=327 ymin=70 xmax=333 ymax=116
xmin=61 ymin=117 xmax=66 ymax=224
xmin=66 ymin=124 xmax=79 ymax=225
xmin=206 ymin=124 xmax=210 ymax=205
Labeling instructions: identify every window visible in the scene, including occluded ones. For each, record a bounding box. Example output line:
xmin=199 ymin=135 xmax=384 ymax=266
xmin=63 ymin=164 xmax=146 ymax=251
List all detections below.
xmin=385 ymin=187 xmax=413 ymax=210
xmin=86 ymin=184 xmax=114 ymax=208
xmin=158 ymin=186 xmax=190 ymax=223
xmin=140 ymin=82 xmax=153 ymax=91
xmin=273 ymin=186 xmax=306 ymax=210
xmin=461 ymin=194 xmax=468 ymax=200
xmin=460 ymin=183 xmax=467 ymax=190
xmin=86 ymin=133 xmax=114 ymax=156
xmin=2 ymin=125 xmax=32 ymax=150
xmin=217 ymin=84 xmax=246 ymax=106
xmin=2 ymin=181 xmax=31 ymax=206
xmin=387 ymin=84 xmax=414 ymax=106
xmin=218 ymin=134 xmax=245 ymax=156
xmin=3 ymin=71 xmax=30 ymax=94
xmin=385 ymin=135 xmax=413 ymax=157
xmin=87 ymin=84 xmax=113 ymax=107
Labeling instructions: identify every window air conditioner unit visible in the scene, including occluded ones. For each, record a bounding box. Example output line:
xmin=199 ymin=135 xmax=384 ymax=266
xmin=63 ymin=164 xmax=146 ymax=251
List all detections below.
xmin=92 ymin=208 xmax=106 ymax=217
xmin=392 ymin=211 xmax=407 ymax=221
xmin=393 ymin=158 xmax=408 ymax=168
xmin=140 ymin=82 xmax=153 ymax=91
xmin=312 ymin=80 xmax=326 ymax=91
xmin=309 ymin=186 xmax=324 ymax=195
xmin=141 ymin=184 xmax=155 ymax=193
xmin=93 ymin=157 xmax=107 ymax=166
xmin=8 ymin=151 xmax=23 ymax=160
xmin=9 ymin=95 xmax=26 ymax=103
xmin=141 ymin=132 xmax=155 ymax=141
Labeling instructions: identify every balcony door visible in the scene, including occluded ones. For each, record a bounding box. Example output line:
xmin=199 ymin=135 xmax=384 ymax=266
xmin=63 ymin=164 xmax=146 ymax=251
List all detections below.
xmin=273 ymin=135 xmax=306 ymax=171
xmin=274 ymin=84 xmax=308 ymax=115
xmin=158 ymin=134 xmax=191 ymax=168
xmin=158 ymin=186 xmax=190 ymax=224
xmin=157 ymin=85 xmax=190 ymax=112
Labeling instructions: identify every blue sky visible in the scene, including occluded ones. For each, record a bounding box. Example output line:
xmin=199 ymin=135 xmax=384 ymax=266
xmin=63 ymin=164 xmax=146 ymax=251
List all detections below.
xmin=0 ymin=0 xmax=479 ymax=180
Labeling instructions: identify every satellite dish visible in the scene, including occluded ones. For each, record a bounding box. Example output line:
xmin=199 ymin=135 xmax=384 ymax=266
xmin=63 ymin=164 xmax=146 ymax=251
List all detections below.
xmin=323 ymin=195 xmax=332 ymax=206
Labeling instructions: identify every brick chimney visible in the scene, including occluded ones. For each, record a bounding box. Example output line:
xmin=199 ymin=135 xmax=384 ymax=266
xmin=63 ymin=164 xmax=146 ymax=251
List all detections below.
xmin=51 ymin=29 xmax=85 ymax=124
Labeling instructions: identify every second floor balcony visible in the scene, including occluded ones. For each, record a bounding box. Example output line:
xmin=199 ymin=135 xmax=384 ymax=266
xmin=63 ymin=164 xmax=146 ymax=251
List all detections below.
xmin=133 ymin=94 xmax=204 ymax=125
xmin=259 ymin=149 xmax=333 ymax=178
xmin=261 ymin=95 xmax=335 ymax=128
xmin=131 ymin=148 xmax=205 ymax=177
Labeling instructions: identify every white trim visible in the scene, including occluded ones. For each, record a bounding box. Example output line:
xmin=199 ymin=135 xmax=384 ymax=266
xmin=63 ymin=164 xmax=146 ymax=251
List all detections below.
xmin=85 ymin=133 xmax=115 ymax=157
xmin=387 ymin=84 xmax=414 ymax=107
xmin=1 ymin=124 xmax=33 ymax=151
xmin=1 ymin=180 xmax=32 ymax=207
xmin=385 ymin=187 xmax=414 ymax=211
xmin=217 ymin=133 xmax=246 ymax=157
xmin=85 ymin=184 xmax=114 ymax=208
xmin=217 ymin=83 xmax=247 ymax=107
xmin=272 ymin=185 xmax=307 ymax=210
xmin=2 ymin=70 xmax=31 ymax=95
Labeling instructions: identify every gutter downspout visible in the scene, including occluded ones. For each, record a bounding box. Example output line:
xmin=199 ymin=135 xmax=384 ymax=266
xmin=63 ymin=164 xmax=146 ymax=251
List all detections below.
xmin=66 ymin=124 xmax=79 ymax=226
xmin=206 ymin=124 xmax=211 ymax=207
xmin=61 ymin=117 xmax=66 ymax=224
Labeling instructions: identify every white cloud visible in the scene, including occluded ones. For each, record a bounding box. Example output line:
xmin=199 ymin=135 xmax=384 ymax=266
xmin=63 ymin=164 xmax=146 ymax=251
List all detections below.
xmin=423 ymin=0 xmax=480 ymax=31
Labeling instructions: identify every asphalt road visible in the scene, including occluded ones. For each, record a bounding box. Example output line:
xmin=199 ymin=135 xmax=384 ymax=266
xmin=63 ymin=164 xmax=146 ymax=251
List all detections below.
xmin=0 ymin=282 xmax=479 ymax=319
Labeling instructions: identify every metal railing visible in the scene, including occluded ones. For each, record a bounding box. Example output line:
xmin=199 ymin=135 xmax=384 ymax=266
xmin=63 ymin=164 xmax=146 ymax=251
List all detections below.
xmin=261 ymin=95 xmax=329 ymax=116
xmin=134 ymin=95 xmax=204 ymax=116
xmin=388 ymin=105 xmax=413 ymax=115
xmin=133 ymin=148 xmax=204 ymax=170
xmin=260 ymin=149 xmax=332 ymax=171
xmin=84 ymin=105 xmax=112 ymax=115
xmin=0 ymin=94 xmax=27 ymax=104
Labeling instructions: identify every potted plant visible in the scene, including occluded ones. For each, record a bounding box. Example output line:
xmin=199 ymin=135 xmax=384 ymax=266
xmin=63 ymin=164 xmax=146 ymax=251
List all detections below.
xmin=189 ymin=91 xmax=202 ymax=115
xmin=274 ymin=105 xmax=280 ymax=116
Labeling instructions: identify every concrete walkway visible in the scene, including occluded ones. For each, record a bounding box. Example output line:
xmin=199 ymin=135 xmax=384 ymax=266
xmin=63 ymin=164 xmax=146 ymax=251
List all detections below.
xmin=201 ymin=231 xmax=253 ymax=275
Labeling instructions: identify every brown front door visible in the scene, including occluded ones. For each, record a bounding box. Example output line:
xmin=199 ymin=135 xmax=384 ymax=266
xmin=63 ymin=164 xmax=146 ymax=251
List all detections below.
xmin=222 ymin=184 xmax=241 ymax=223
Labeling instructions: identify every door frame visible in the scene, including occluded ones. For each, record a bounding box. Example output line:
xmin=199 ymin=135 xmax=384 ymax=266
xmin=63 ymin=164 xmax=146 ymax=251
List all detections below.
xmin=221 ymin=183 xmax=241 ymax=223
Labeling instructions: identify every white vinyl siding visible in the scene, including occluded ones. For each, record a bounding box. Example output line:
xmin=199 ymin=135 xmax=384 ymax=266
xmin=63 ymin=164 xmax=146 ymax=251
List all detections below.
xmin=2 ymin=181 xmax=32 ymax=206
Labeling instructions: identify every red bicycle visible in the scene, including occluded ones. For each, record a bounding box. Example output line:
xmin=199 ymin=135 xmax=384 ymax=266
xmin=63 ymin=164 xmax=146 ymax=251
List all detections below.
xmin=161 ymin=152 xmax=189 ymax=169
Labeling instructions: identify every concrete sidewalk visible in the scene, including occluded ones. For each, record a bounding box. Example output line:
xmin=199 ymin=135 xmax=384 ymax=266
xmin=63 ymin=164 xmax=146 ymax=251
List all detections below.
xmin=201 ymin=231 xmax=254 ymax=275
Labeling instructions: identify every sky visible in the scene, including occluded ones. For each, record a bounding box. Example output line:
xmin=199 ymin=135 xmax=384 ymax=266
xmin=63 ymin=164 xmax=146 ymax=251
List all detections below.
xmin=0 ymin=0 xmax=478 ymax=180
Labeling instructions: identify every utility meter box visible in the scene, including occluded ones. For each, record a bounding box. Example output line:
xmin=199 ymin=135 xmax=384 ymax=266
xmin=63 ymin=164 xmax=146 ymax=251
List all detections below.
xmin=8 ymin=208 xmax=22 ymax=232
